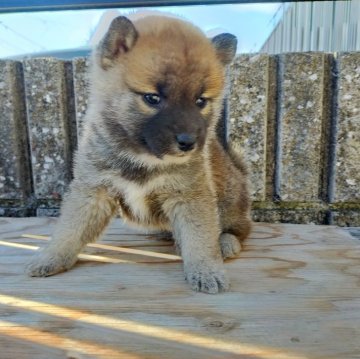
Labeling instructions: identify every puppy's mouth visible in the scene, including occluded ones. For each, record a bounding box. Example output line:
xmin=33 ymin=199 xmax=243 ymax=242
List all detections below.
xmin=169 ymin=146 xmax=196 ymax=159
xmin=140 ymin=136 xmax=196 ymax=160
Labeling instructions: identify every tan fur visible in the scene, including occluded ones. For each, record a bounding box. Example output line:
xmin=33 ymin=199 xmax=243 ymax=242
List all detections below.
xmin=26 ymin=16 xmax=252 ymax=294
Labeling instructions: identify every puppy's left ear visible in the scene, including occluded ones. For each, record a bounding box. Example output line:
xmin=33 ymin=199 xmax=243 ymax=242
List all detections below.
xmin=212 ymin=33 xmax=237 ymax=65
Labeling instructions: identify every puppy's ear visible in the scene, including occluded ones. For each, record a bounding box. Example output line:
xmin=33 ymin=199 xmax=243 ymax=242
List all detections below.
xmin=212 ymin=33 xmax=237 ymax=65
xmin=97 ymin=16 xmax=138 ymax=69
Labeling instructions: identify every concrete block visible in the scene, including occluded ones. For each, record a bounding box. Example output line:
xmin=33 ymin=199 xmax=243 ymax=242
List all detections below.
xmin=36 ymin=207 xmax=60 ymax=217
xmin=73 ymin=57 xmax=90 ymax=136
xmin=228 ymin=54 xmax=276 ymax=201
xmin=276 ymin=53 xmax=332 ymax=202
xmin=0 ymin=207 xmax=33 ymax=217
xmin=333 ymin=53 xmax=360 ymax=202
xmin=252 ymin=208 xmax=326 ymax=224
xmin=331 ymin=210 xmax=360 ymax=227
xmin=0 ymin=60 xmax=32 ymax=201
xmin=23 ymin=58 xmax=76 ymax=201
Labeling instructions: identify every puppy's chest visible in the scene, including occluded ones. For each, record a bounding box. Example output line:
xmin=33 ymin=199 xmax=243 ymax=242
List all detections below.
xmin=113 ymin=179 xmax=168 ymax=227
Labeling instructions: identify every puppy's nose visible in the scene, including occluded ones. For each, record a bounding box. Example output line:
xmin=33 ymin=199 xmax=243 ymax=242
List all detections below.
xmin=176 ymin=133 xmax=196 ymax=152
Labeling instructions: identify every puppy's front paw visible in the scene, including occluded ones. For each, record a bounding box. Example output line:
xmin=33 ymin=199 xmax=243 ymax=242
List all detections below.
xmin=185 ymin=265 xmax=230 ymax=294
xmin=25 ymin=251 xmax=77 ymax=277
xmin=220 ymin=233 xmax=242 ymax=259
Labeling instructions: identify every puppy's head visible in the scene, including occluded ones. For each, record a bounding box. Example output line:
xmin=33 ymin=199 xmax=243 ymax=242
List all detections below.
xmin=94 ymin=16 xmax=237 ymax=161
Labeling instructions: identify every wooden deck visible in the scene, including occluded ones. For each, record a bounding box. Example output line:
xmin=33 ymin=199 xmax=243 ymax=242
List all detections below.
xmin=0 ymin=218 xmax=359 ymax=359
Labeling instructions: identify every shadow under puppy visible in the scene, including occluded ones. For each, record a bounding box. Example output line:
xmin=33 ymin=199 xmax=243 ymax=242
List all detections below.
xmin=26 ymin=15 xmax=252 ymax=294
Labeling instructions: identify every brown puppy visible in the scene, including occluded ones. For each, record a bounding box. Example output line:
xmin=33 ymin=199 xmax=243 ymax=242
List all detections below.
xmin=26 ymin=16 xmax=252 ymax=294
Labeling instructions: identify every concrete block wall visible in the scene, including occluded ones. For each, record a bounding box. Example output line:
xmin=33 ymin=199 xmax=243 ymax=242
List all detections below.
xmin=0 ymin=53 xmax=359 ymax=225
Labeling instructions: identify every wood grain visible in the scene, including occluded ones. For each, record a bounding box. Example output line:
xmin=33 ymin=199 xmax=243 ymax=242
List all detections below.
xmin=0 ymin=218 xmax=359 ymax=359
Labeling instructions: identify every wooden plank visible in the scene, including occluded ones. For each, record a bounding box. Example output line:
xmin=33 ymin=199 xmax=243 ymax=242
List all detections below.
xmin=0 ymin=218 xmax=359 ymax=359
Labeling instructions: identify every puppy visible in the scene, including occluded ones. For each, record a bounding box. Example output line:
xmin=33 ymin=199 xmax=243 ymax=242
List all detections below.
xmin=26 ymin=15 xmax=252 ymax=294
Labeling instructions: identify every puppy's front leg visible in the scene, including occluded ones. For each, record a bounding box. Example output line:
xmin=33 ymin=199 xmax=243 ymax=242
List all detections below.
xmin=26 ymin=182 xmax=117 ymax=277
xmin=169 ymin=197 xmax=229 ymax=294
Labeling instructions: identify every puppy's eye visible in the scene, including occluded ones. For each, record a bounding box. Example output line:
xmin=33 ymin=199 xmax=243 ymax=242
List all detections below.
xmin=143 ymin=93 xmax=161 ymax=106
xmin=195 ymin=97 xmax=207 ymax=109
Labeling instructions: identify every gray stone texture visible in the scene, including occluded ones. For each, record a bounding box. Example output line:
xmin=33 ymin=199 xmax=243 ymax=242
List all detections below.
xmin=23 ymin=58 xmax=75 ymax=201
xmin=332 ymin=210 xmax=360 ymax=227
xmin=0 ymin=54 xmax=359 ymax=225
xmin=36 ymin=207 xmax=61 ymax=217
xmin=73 ymin=57 xmax=90 ymax=136
xmin=334 ymin=53 xmax=360 ymax=202
xmin=0 ymin=60 xmax=32 ymax=201
xmin=252 ymin=208 xmax=327 ymax=225
xmin=277 ymin=53 xmax=332 ymax=202
xmin=228 ymin=54 xmax=276 ymax=201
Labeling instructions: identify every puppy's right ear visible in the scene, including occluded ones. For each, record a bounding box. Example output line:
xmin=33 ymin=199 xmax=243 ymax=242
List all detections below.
xmin=97 ymin=16 xmax=138 ymax=69
xmin=212 ymin=33 xmax=237 ymax=66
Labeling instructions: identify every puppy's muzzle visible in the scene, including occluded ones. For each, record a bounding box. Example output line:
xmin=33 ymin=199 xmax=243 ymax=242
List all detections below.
xmin=176 ymin=133 xmax=196 ymax=152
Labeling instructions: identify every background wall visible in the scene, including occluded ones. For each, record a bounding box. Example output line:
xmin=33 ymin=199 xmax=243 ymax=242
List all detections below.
xmin=0 ymin=53 xmax=359 ymax=225
xmin=261 ymin=1 xmax=360 ymax=53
